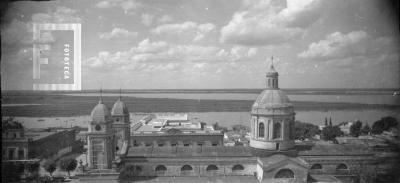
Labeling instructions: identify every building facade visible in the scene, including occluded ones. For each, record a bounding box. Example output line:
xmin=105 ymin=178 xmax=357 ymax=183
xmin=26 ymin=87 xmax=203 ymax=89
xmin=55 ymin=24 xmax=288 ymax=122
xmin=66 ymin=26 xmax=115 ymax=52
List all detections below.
xmin=2 ymin=119 xmax=77 ymax=161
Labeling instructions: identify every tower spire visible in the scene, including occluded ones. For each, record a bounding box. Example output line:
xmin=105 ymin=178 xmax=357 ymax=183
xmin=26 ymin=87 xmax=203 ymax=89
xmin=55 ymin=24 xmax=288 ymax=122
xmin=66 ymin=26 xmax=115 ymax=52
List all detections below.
xmin=271 ymin=56 xmax=274 ymax=69
xmin=99 ymin=87 xmax=103 ymax=104
xmin=119 ymin=88 xmax=122 ymax=100
xmin=265 ymin=56 xmax=278 ymax=89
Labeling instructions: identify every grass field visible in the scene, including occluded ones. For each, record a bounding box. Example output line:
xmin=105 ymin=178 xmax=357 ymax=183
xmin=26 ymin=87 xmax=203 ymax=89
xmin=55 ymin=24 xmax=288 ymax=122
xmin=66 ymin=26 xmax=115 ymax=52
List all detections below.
xmin=2 ymin=92 xmax=399 ymax=117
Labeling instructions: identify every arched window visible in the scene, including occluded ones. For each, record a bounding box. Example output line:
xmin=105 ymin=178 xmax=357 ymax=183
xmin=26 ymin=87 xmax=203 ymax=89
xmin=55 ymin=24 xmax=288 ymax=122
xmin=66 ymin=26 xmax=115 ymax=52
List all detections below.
xmin=336 ymin=164 xmax=348 ymax=170
xmin=259 ymin=123 xmax=265 ymax=138
xmin=273 ymin=122 xmax=281 ymax=139
xmin=181 ymin=165 xmax=193 ymax=171
xmin=274 ymin=169 xmax=294 ymax=178
xmin=232 ymin=164 xmax=244 ymax=171
xmin=311 ymin=164 xmax=322 ymax=169
xmin=135 ymin=166 xmax=142 ymax=173
xmin=155 ymin=165 xmax=167 ymax=172
xmin=206 ymin=165 xmax=218 ymax=171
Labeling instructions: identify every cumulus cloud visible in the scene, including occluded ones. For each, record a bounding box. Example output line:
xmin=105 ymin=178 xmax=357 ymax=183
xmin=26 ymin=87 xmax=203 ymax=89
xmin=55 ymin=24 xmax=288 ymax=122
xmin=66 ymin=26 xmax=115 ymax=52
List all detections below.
xmin=2 ymin=6 xmax=81 ymax=52
xmin=95 ymin=0 xmax=143 ymax=14
xmin=141 ymin=14 xmax=154 ymax=26
xmin=152 ymin=21 xmax=216 ymax=42
xmin=99 ymin=27 xmax=138 ymax=40
xmin=1 ymin=19 xmax=33 ymax=46
xmin=85 ymin=39 xmax=257 ymax=70
xmin=220 ymin=0 xmax=322 ymax=46
xmin=158 ymin=15 xmax=173 ymax=23
xmin=298 ymin=31 xmax=395 ymax=60
xmin=32 ymin=6 xmax=82 ymax=23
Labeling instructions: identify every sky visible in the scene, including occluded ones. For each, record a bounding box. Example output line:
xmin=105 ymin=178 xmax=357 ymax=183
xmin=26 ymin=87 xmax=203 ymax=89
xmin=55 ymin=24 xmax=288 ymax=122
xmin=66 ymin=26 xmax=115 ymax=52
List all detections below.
xmin=1 ymin=0 xmax=399 ymax=90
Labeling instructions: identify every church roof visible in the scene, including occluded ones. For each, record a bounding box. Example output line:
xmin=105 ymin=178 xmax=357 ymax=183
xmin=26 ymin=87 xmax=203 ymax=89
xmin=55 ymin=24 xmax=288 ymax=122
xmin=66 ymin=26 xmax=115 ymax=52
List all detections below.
xmin=298 ymin=144 xmax=374 ymax=156
xmin=91 ymin=101 xmax=111 ymax=123
xmin=252 ymin=89 xmax=293 ymax=109
xmin=111 ymin=98 xmax=129 ymax=116
xmin=258 ymin=154 xmax=309 ymax=171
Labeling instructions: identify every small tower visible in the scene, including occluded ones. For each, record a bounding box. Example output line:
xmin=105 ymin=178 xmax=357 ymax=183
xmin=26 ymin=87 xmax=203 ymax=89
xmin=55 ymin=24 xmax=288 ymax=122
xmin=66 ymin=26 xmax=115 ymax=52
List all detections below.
xmin=111 ymin=89 xmax=130 ymax=155
xmin=265 ymin=56 xmax=279 ymax=89
xmin=87 ymin=91 xmax=115 ymax=169
xmin=250 ymin=57 xmax=295 ymax=151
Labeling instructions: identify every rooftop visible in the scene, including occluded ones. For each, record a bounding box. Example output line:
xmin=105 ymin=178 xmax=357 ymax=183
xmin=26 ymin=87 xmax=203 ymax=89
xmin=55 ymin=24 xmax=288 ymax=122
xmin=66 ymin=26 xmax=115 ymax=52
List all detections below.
xmin=2 ymin=120 xmax=24 ymax=130
xmin=25 ymin=131 xmax=56 ymax=141
xmin=127 ymin=146 xmax=253 ymax=157
xmin=135 ymin=114 xmax=211 ymax=133
xmin=298 ymin=143 xmax=374 ymax=156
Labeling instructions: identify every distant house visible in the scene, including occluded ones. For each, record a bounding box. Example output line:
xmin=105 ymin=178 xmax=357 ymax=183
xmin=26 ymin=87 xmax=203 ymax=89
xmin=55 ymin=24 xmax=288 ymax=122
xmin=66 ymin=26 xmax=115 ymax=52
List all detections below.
xmin=338 ymin=121 xmax=353 ymax=135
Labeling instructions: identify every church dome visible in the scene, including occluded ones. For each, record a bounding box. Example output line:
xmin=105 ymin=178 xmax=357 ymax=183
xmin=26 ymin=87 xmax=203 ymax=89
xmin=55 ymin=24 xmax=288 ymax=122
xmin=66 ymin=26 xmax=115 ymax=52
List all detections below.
xmin=91 ymin=101 xmax=111 ymax=123
xmin=111 ymin=99 xmax=129 ymax=115
xmin=252 ymin=90 xmax=292 ymax=109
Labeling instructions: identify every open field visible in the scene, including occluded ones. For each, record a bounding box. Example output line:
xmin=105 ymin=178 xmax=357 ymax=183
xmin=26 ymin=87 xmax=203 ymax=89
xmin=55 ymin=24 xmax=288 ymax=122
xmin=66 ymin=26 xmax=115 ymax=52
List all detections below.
xmin=2 ymin=92 xmax=399 ymax=117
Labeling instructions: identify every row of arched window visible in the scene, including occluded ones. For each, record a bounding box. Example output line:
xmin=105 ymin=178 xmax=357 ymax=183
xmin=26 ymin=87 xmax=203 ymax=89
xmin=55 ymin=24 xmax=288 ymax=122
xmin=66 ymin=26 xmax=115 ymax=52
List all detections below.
xmin=154 ymin=164 xmax=245 ymax=172
xmin=310 ymin=163 xmax=348 ymax=170
xmin=255 ymin=121 xmax=282 ymax=139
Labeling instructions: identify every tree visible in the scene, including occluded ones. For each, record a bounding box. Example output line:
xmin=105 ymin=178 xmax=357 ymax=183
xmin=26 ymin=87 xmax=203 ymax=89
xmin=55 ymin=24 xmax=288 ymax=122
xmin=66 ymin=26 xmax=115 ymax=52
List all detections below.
xmin=325 ymin=117 xmax=328 ymax=126
xmin=119 ymin=165 xmax=136 ymax=180
xmin=321 ymin=125 xmax=342 ymax=141
xmin=350 ymin=120 xmax=363 ymax=137
xmin=44 ymin=161 xmax=57 ymax=177
xmin=213 ymin=122 xmax=220 ymax=130
xmin=60 ymin=158 xmax=77 ymax=177
xmin=294 ymin=121 xmax=320 ymax=140
xmin=26 ymin=162 xmax=40 ymax=181
xmin=361 ymin=123 xmax=371 ymax=135
xmin=232 ymin=124 xmax=250 ymax=133
xmin=371 ymin=116 xmax=398 ymax=134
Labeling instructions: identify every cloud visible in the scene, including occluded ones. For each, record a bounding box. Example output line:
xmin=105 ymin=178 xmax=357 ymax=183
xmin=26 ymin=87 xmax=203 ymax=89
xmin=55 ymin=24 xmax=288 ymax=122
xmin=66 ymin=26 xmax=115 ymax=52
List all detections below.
xmin=298 ymin=31 xmax=395 ymax=60
xmin=95 ymin=0 xmax=143 ymax=14
xmin=134 ymin=39 xmax=168 ymax=53
xmin=85 ymin=39 xmax=257 ymax=70
xmin=99 ymin=27 xmax=138 ymax=40
xmin=141 ymin=14 xmax=154 ymax=26
xmin=220 ymin=0 xmax=322 ymax=46
xmin=1 ymin=19 xmax=32 ymax=46
xmin=2 ymin=6 xmax=81 ymax=53
xmin=158 ymin=15 xmax=173 ymax=23
xmin=152 ymin=21 xmax=216 ymax=42
xmin=32 ymin=6 xmax=82 ymax=23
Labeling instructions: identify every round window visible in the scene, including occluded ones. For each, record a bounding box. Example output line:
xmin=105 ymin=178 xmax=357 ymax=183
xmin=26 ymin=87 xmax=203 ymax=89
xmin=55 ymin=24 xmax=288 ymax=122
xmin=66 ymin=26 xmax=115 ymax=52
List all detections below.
xmin=95 ymin=124 xmax=101 ymax=131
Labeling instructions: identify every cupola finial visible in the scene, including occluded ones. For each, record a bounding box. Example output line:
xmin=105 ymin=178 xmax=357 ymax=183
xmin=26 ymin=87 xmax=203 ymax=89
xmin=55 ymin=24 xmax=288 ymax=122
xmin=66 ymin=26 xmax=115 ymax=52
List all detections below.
xmin=99 ymin=86 xmax=103 ymax=104
xmin=270 ymin=56 xmax=274 ymax=69
xmin=119 ymin=88 xmax=122 ymax=100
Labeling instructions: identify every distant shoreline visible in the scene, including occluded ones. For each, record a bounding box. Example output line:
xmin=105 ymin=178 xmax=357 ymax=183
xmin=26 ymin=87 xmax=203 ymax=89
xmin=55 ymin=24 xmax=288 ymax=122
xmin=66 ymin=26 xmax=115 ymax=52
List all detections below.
xmin=2 ymin=94 xmax=399 ymax=117
xmin=2 ymin=88 xmax=399 ymax=95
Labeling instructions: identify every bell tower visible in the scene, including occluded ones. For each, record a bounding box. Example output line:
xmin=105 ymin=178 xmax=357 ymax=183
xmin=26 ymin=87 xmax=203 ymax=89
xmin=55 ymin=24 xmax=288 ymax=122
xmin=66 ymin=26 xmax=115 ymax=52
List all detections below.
xmin=87 ymin=91 xmax=115 ymax=169
xmin=111 ymin=89 xmax=130 ymax=155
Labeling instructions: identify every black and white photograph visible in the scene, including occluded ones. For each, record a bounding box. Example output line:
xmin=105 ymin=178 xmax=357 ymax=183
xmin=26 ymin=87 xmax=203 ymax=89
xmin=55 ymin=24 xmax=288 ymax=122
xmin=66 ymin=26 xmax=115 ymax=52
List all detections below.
xmin=1 ymin=0 xmax=399 ymax=182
